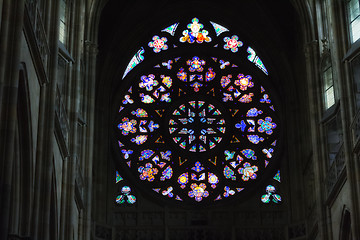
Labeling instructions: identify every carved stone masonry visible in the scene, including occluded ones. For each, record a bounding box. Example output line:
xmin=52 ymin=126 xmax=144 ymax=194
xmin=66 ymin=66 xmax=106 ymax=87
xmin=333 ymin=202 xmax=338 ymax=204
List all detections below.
xmin=304 ymin=40 xmax=319 ymax=60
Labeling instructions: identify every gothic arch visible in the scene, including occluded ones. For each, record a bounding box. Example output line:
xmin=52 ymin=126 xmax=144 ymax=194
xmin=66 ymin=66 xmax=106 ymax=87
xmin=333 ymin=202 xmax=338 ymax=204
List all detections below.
xmin=291 ymin=0 xmax=317 ymax=43
xmin=9 ymin=62 xmax=34 ymax=237
xmin=339 ymin=206 xmax=352 ymax=240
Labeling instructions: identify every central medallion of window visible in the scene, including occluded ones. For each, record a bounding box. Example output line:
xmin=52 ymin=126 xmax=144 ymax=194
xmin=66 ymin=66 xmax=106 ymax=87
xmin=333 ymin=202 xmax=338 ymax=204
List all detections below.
xmin=113 ymin=18 xmax=281 ymax=206
xmin=169 ymin=100 xmax=226 ymax=152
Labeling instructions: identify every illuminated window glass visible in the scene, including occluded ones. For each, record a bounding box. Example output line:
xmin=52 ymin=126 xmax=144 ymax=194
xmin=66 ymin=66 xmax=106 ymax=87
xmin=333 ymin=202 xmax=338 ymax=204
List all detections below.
xmin=261 ymin=170 xmax=282 ymax=204
xmin=115 ymin=171 xmax=137 ymax=205
xmin=322 ymin=56 xmax=335 ymax=110
xmin=115 ymin=18 xmax=281 ymax=206
xmin=348 ymin=0 xmax=360 ymax=43
xmin=59 ymin=0 xmax=67 ymax=43
xmin=323 ymin=66 xmax=335 ymax=109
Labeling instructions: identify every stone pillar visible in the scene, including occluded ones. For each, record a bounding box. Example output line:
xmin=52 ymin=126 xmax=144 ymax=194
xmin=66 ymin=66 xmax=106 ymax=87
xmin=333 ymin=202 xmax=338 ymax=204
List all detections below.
xmin=328 ymin=2 xmax=360 ymax=237
xmin=303 ymin=41 xmax=331 ymax=240
xmin=60 ymin=0 xmax=86 ymax=239
xmin=0 ymin=1 xmax=26 ymax=239
xmin=31 ymin=0 xmax=60 ymax=239
xmin=83 ymin=40 xmax=98 ymax=240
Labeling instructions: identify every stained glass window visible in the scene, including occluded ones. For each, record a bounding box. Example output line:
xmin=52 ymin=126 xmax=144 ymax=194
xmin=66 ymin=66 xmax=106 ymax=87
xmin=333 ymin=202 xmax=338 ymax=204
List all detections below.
xmin=261 ymin=170 xmax=282 ymax=204
xmin=122 ymin=47 xmax=145 ymax=79
xmin=162 ymin=23 xmax=179 ymax=36
xmin=115 ymin=171 xmax=137 ymax=205
xmin=210 ymin=21 xmax=229 ymax=36
xmin=115 ymin=18 xmax=281 ymax=206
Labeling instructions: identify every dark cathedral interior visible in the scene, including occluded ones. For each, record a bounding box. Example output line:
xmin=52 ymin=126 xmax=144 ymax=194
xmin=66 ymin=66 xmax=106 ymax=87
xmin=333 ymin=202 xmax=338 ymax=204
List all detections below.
xmin=0 ymin=0 xmax=359 ymax=239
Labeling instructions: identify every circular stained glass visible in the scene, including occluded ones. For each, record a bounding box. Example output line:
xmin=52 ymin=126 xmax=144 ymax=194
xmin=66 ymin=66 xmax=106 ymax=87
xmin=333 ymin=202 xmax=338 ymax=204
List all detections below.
xmin=169 ymin=100 xmax=226 ymax=152
xmin=114 ymin=18 xmax=281 ymax=207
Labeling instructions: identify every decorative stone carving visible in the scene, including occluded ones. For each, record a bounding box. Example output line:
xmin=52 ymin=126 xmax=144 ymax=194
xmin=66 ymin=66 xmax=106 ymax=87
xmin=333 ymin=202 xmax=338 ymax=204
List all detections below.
xmin=321 ymin=38 xmax=329 ymax=55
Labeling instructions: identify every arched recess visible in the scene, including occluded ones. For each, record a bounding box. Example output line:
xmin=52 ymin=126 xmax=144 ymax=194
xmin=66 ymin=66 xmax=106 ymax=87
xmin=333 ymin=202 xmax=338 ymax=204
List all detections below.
xmin=339 ymin=207 xmax=352 ymax=240
xmin=87 ymin=0 xmax=109 ymax=42
xmin=290 ymin=0 xmax=316 ymax=43
xmin=8 ymin=63 xmax=34 ymax=238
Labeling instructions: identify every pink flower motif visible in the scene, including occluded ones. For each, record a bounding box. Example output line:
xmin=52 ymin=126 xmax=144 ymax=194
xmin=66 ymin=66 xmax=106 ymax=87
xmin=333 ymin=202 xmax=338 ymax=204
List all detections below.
xmin=223 ymin=35 xmax=243 ymax=53
xmin=148 ymin=35 xmax=168 ymax=53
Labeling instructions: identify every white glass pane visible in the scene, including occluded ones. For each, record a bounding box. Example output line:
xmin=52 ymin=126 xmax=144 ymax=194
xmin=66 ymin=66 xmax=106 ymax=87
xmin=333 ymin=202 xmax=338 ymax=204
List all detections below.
xmin=351 ymin=16 xmax=360 ymax=42
xmin=323 ymin=67 xmax=333 ymax=90
xmin=60 ymin=0 xmax=66 ymax=22
xmin=59 ymin=21 xmax=66 ymax=43
xmin=349 ymin=0 xmax=360 ymax=21
xmin=325 ymin=86 xmax=335 ymax=109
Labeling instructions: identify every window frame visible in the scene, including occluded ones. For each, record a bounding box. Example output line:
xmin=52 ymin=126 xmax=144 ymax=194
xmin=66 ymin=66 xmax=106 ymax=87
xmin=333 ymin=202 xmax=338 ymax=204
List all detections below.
xmin=59 ymin=0 xmax=67 ymax=44
xmin=320 ymin=52 xmax=336 ymax=111
xmin=347 ymin=0 xmax=360 ymax=44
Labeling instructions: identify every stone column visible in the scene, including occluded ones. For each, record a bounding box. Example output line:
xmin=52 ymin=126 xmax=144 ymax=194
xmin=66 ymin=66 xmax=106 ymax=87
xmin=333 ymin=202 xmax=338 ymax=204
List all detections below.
xmin=31 ymin=0 xmax=60 ymax=239
xmin=303 ymin=40 xmax=331 ymax=240
xmin=328 ymin=2 xmax=360 ymax=237
xmin=83 ymin=40 xmax=98 ymax=240
xmin=0 ymin=1 xmax=26 ymax=239
xmin=60 ymin=0 xmax=86 ymax=239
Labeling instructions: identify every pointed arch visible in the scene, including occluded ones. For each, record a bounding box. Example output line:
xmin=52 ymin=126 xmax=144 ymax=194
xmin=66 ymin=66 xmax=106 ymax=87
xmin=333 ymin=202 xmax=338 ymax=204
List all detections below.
xmin=8 ymin=62 xmax=34 ymax=237
xmin=339 ymin=206 xmax=352 ymax=240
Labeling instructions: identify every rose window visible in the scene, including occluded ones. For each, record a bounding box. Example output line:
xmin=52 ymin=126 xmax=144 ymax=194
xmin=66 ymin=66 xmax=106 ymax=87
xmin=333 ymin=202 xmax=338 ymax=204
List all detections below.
xmin=169 ymin=100 xmax=226 ymax=152
xmin=114 ymin=18 xmax=281 ymax=206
